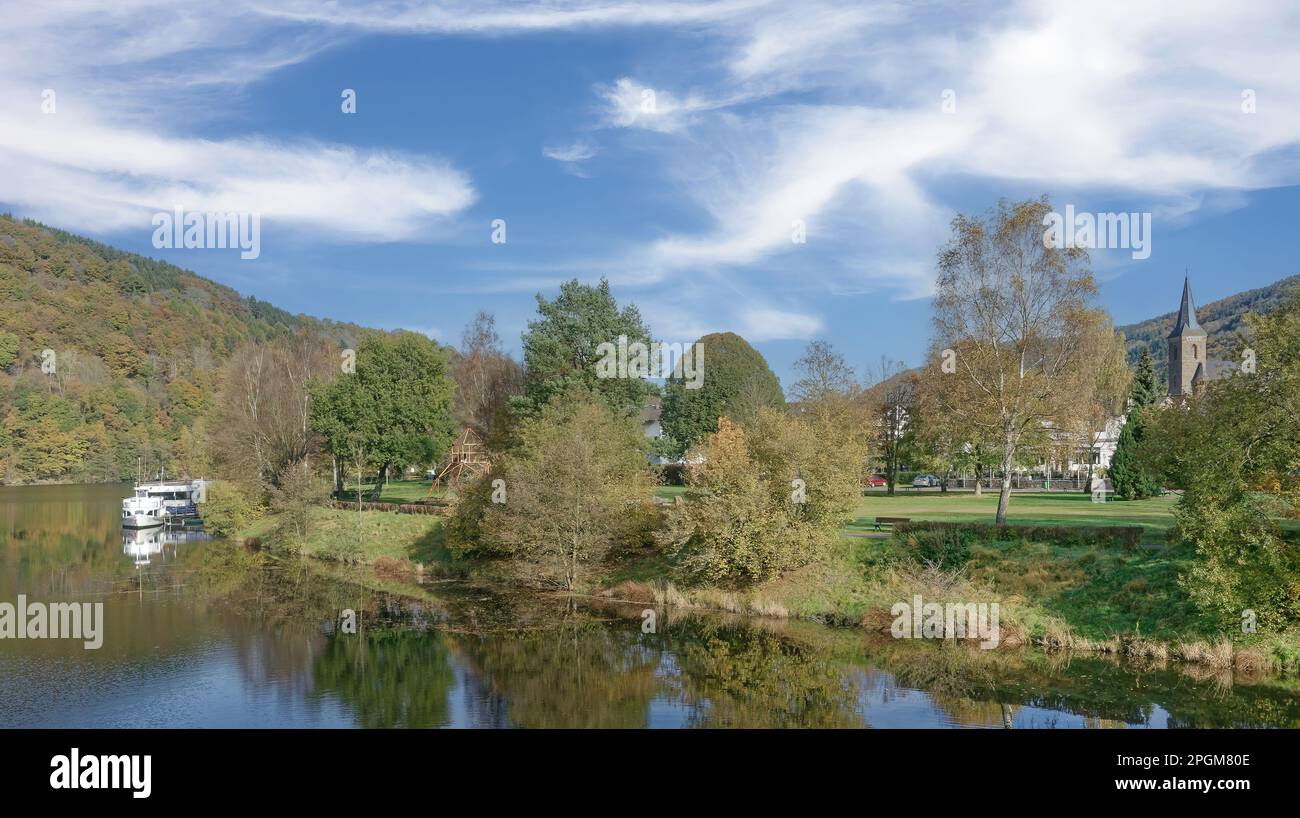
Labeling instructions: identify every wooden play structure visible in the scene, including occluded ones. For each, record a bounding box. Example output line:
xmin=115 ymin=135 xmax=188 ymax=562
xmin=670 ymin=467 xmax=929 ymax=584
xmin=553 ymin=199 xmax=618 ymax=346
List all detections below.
xmin=426 ymin=427 xmax=491 ymax=494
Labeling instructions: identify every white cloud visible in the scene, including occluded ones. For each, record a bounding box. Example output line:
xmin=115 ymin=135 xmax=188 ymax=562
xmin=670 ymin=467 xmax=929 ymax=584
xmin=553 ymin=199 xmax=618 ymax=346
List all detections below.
xmin=543 ymin=140 xmax=599 ymax=177
xmin=596 ymin=78 xmax=724 ymax=134
xmin=543 ymin=140 xmax=599 ymax=163
xmin=252 ymin=0 xmax=765 ymax=34
xmin=738 ymin=307 xmax=823 ymax=341
xmin=5 ymin=0 xmax=1300 ymax=299
xmin=0 ymin=111 xmax=475 ymax=240
xmin=581 ymin=0 xmax=1300 ymax=293
xmin=0 ymin=0 xmax=477 ymax=244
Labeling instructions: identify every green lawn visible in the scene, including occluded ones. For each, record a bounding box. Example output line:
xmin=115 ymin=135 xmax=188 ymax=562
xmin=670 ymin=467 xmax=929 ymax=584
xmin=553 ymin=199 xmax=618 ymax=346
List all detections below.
xmin=335 ymin=478 xmax=449 ymax=504
xmin=847 ymin=490 xmax=1178 ymax=535
xmin=243 ymin=506 xmax=446 ymax=565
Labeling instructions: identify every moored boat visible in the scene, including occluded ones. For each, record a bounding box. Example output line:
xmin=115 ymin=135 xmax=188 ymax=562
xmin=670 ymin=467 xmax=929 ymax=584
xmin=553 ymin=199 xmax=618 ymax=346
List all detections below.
xmin=130 ymin=479 xmax=208 ymax=519
xmin=122 ymin=478 xmax=209 ymax=527
xmin=121 ymin=495 xmax=166 ymax=528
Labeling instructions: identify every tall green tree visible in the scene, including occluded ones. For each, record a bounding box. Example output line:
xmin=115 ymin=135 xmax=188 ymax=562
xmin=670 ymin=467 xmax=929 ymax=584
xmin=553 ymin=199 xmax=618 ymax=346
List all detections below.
xmin=311 ymin=332 xmax=456 ymax=498
xmin=1139 ymin=295 xmax=1300 ymax=630
xmin=659 ymin=331 xmax=784 ymax=457
xmin=519 ymin=278 xmax=654 ymax=416
xmin=1110 ymin=348 xmax=1163 ymax=500
xmin=1130 ymin=348 xmax=1161 ymax=407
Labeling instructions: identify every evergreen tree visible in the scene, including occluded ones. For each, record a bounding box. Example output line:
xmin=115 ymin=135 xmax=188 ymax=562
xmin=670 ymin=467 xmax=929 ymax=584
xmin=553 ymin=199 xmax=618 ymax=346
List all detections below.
xmin=659 ymin=331 xmax=784 ymax=457
xmin=1130 ymin=348 xmax=1161 ymax=409
xmin=1110 ymin=349 xmax=1163 ymax=499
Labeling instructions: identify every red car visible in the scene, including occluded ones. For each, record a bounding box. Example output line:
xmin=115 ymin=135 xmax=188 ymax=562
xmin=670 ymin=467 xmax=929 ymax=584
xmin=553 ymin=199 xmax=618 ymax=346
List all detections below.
xmin=864 ymin=474 xmax=888 ymax=488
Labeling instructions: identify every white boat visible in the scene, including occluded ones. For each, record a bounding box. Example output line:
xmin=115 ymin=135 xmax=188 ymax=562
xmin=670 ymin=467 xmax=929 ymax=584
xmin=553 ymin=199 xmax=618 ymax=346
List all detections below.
xmin=130 ymin=479 xmax=208 ymax=518
xmin=121 ymin=478 xmax=208 ymax=527
xmin=122 ymin=494 xmax=166 ymax=528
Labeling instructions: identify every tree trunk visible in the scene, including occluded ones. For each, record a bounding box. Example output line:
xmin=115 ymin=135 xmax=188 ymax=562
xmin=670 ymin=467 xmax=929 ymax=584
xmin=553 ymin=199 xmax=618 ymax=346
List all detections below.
xmin=333 ymin=456 xmax=343 ymax=497
xmin=995 ymin=443 xmax=1015 ymax=524
xmin=974 ymin=465 xmax=982 ymax=496
xmin=371 ymin=462 xmax=389 ymax=500
xmin=569 ymin=536 xmax=579 ymax=591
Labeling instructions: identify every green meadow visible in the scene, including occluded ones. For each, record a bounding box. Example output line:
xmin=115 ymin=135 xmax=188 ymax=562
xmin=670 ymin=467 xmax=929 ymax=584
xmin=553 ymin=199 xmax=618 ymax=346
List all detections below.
xmin=846 ymin=489 xmax=1179 ymax=538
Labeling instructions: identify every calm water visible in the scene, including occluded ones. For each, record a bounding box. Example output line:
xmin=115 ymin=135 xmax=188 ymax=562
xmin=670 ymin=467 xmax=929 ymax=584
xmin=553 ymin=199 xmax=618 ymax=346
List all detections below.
xmin=1 ymin=483 xmax=1297 ymax=728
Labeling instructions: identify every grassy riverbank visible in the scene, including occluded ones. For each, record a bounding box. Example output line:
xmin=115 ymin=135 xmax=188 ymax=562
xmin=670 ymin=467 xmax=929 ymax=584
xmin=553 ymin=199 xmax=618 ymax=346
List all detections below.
xmin=241 ymin=506 xmax=449 ymax=565
xmin=242 ymin=494 xmax=1300 ymax=673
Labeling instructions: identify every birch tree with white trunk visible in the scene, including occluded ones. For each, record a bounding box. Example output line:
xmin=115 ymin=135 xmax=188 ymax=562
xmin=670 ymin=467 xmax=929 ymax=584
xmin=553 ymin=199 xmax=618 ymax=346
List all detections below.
xmin=928 ymin=197 xmax=1115 ymax=524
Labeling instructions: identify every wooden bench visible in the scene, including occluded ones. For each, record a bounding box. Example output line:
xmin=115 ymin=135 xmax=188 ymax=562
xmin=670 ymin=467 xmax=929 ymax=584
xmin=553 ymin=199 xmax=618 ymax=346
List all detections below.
xmin=873 ymin=516 xmax=911 ymax=531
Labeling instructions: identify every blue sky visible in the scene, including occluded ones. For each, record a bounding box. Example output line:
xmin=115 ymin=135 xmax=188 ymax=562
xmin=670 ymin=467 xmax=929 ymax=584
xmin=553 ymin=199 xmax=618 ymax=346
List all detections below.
xmin=3 ymin=1 xmax=1299 ymax=386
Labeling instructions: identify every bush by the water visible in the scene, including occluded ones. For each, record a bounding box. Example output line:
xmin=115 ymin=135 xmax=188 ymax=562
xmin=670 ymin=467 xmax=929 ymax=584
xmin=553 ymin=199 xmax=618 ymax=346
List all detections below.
xmin=202 ymin=480 xmax=265 ymax=537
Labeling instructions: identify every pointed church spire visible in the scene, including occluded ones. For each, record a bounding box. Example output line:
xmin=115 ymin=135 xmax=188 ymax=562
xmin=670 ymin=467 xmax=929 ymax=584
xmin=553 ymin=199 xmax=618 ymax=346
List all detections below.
xmin=1168 ymin=273 xmax=1203 ymax=338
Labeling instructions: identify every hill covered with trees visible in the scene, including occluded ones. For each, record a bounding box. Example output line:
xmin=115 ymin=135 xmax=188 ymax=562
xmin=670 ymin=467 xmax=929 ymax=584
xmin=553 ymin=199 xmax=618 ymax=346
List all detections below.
xmin=1117 ymin=273 xmax=1300 ymax=369
xmin=0 ymin=215 xmax=365 ymax=484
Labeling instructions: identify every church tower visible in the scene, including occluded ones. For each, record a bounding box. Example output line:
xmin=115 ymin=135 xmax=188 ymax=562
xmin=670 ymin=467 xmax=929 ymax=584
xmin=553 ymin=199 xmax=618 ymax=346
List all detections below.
xmin=1167 ymin=275 xmax=1207 ymax=397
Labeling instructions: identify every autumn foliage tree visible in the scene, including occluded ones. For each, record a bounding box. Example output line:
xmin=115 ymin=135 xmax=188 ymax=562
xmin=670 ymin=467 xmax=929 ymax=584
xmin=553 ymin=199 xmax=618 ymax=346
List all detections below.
xmin=864 ymin=358 xmax=918 ymax=494
xmin=450 ymin=311 xmax=523 ymax=448
xmin=447 ymin=394 xmax=655 ymax=590
xmin=661 ymin=407 xmax=863 ymax=586
xmin=927 ymin=197 xmax=1117 ymax=523
xmin=212 ymin=332 xmax=337 ymax=489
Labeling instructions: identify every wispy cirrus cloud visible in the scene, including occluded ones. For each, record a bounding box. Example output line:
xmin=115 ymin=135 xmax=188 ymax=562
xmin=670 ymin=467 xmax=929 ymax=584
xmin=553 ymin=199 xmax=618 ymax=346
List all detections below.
xmin=0 ymin=0 xmax=475 ymax=244
xmin=0 ymin=110 xmax=475 ymax=239
xmin=4 ymin=0 xmax=1300 ymax=348
xmin=583 ymin=0 xmax=1300 ymax=306
xmin=543 ymin=140 xmax=599 ymax=177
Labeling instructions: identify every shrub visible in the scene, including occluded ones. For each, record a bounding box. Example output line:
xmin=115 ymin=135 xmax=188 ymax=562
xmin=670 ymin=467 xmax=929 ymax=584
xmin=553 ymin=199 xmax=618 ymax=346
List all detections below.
xmin=449 ymin=394 xmax=655 ymax=589
xmin=660 ymin=410 xmax=863 ymax=586
xmin=202 ymin=479 xmax=265 ymax=537
xmin=269 ymin=467 xmax=330 ymax=542
xmin=904 ymin=527 xmax=973 ymax=568
xmin=894 ymin=521 xmax=1143 ymax=551
xmin=654 ymin=463 xmax=686 ymax=486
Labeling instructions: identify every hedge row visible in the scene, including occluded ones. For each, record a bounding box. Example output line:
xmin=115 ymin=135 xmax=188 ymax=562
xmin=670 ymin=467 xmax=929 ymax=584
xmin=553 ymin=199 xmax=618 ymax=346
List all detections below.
xmin=894 ymin=520 xmax=1144 ymax=550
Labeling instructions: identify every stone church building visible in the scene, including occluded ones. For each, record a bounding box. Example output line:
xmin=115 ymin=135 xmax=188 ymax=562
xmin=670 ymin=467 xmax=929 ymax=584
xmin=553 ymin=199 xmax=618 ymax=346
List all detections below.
xmin=1033 ymin=276 xmax=1211 ymax=480
xmin=1167 ymin=275 xmax=1208 ymax=397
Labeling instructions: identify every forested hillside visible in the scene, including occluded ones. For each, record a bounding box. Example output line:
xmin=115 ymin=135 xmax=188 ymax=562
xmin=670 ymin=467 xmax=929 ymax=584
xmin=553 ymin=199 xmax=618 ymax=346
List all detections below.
xmin=1117 ymin=274 xmax=1300 ymax=369
xmin=0 ymin=215 xmax=365 ymax=484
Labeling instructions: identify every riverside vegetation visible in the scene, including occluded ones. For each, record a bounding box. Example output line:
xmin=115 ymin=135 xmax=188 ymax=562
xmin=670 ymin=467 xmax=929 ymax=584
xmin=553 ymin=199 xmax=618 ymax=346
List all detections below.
xmin=228 ymin=483 xmax=1300 ymax=675
xmin=6 ymin=202 xmax=1299 ymax=675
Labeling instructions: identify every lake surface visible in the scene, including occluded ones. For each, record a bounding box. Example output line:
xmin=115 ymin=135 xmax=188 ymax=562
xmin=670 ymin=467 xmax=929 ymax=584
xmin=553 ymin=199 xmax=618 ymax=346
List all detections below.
xmin=2 ymin=483 xmax=1297 ymax=728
